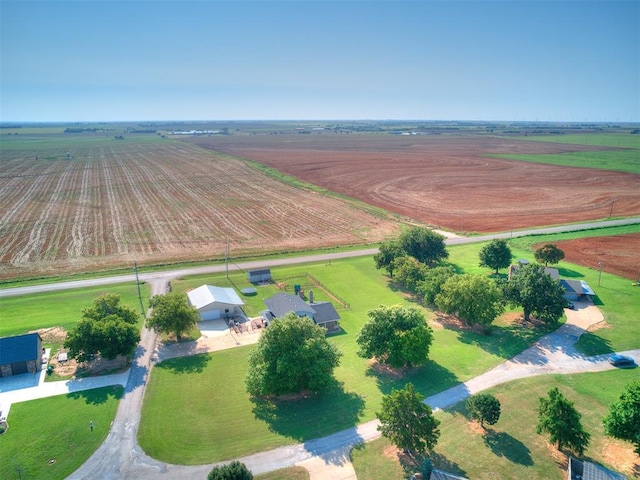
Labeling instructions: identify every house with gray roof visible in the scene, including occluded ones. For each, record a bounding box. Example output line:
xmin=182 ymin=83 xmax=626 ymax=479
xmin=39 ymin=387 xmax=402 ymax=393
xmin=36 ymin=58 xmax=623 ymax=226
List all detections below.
xmin=0 ymin=333 xmax=43 ymax=378
xmin=567 ymin=457 xmax=626 ymax=480
xmin=263 ymin=292 xmax=340 ymax=331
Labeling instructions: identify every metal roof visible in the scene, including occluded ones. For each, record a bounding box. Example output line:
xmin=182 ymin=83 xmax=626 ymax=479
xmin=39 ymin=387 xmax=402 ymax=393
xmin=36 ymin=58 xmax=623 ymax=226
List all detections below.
xmin=0 ymin=333 xmax=42 ymax=365
xmin=186 ymin=285 xmax=244 ymax=310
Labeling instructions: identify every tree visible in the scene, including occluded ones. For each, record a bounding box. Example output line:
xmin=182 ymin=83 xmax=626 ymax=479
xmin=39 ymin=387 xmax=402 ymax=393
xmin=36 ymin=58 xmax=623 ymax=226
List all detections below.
xmin=208 ymin=461 xmax=253 ymax=480
xmin=537 ymin=387 xmax=590 ymax=456
xmin=479 ymin=239 xmax=512 ymax=274
xmin=64 ymin=294 xmax=140 ymax=363
xmin=398 ymin=227 xmax=449 ymax=267
xmin=245 ymin=313 xmax=342 ymax=397
xmin=534 ymin=243 xmax=565 ymax=266
xmin=374 ymin=240 xmax=403 ymax=277
xmin=503 ymin=264 xmax=567 ymax=324
xmin=393 ymin=255 xmax=427 ymax=292
xmin=147 ymin=292 xmax=200 ymax=341
xmin=416 ymin=265 xmax=457 ymax=305
xmin=435 ymin=274 xmax=504 ymax=328
xmin=466 ymin=393 xmax=501 ymax=428
xmin=356 ymin=305 xmax=434 ymax=368
xmin=377 ymin=383 xmax=440 ymax=455
xmin=603 ymin=380 xmax=640 ymax=454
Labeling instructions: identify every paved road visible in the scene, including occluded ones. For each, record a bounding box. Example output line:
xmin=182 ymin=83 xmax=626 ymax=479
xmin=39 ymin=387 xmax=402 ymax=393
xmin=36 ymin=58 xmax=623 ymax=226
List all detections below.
xmin=2 ymin=218 xmax=638 ymax=299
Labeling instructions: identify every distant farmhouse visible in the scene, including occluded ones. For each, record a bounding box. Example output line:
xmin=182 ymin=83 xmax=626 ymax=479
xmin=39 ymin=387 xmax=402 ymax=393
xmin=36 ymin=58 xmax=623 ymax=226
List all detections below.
xmin=0 ymin=333 xmax=43 ymax=378
xmin=186 ymin=285 xmax=244 ymax=321
xmin=262 ymin=292 xmax=341 ymax=332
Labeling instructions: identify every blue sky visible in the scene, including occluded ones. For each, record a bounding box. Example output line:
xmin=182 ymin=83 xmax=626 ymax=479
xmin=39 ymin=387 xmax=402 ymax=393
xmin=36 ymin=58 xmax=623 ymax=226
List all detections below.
xmin=1 ymin=0 xmax=638 ymax=122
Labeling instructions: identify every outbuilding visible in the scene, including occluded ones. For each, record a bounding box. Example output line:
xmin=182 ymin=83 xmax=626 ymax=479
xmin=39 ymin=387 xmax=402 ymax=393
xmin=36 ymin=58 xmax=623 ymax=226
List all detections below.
xmin=0 ymin=333 xmax=43 ymax=378
xmin=186 ymin=285 xmax=245 ymax=321
xmin=247 ymin=268 xmax=271 ymax=283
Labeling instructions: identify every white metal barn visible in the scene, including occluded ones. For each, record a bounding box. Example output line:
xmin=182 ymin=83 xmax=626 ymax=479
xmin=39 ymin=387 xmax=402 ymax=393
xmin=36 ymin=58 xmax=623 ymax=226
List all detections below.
xmin=187 ymin=285 xmax=244 ymax=321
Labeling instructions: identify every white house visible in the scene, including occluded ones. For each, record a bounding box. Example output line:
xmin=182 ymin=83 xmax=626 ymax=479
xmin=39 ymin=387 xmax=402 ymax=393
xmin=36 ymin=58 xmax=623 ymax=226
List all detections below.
xmin=186 ymin=285 xmax=244 ymax=321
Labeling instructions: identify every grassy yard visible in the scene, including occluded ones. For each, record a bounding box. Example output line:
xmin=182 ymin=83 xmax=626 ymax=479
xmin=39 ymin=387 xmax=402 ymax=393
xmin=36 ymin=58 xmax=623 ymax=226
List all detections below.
xmin=0 ymin=282 xmax=150 ymax=337
xmin=0 ymin=386 xmax=123 ymax=480
xmin=352 ymin=369 xmax=639 ymax=480
xmin=137 ymin=236 xmax=640 ymax=465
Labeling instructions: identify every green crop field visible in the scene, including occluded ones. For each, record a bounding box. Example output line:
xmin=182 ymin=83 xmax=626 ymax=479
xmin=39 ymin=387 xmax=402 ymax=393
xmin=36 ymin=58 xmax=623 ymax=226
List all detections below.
xmin=490 ymin=133 xmax=640 ymax=174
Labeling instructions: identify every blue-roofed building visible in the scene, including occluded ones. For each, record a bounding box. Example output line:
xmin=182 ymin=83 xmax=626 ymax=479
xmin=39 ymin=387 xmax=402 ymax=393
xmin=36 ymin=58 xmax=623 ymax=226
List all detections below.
xmin=0 ymin=333 xmax=43 ymax=377
xmin=567 ymin=457 xmax=626 ymax=480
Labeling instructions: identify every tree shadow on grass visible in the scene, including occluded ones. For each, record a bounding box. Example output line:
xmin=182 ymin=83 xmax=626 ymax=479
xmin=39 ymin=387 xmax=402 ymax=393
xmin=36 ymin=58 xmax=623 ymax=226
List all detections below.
xmin=557 ymin=267 xmax=584 ymax=278
xmin=457 ymin=322 xmax=556 ymax=360
xmin=429 ymin=451 xmax=469 ymax=479
xmin=155 ymin=352 xmax=211 ymax=374
xmin=250 ymin=379 xmax=365 ymax=442
xmin=67 ymin=385 xmax=124 ymax=405
xmin=574 ymin=331 xmax=614 ymax=356
xmin=365 ymin=359 xmax=459 ymax=398
xmin=483 ymin=429 xmax=533 ymax=466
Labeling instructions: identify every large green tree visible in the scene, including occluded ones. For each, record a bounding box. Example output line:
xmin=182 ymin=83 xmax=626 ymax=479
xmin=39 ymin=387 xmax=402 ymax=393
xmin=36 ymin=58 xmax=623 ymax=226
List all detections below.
xmin=356 ymin=305 xmax=433 ymax=368
xmin=466 ymin=393 xmax=501 ymax=428
xmin=398 ymin=227 xmax=448 ymax=267
xmin=603 ymin=380 xmax=640 ymax=455
xmin=417 ymin=265 xmax=457 ymax=305
xmin=377 ymin=383 xmax=440 ymax=455
xmin=435 ymin=274 xmax=504 ymax=328
xmin=536 ymin=387 xmax=590 ymax=456
xmin=147 ymin=292 xmax=200 ymax=341
xmin=503 ymin=264 xmax=567 ymax=324
xmin=478 ymin=239 xmax=512 ymax=274
xmin=245 ymin=313 xmax=342 ymax=397
xmin=393 ymin=255 xmax=427 ymax=292
xmin=208 ymin=461 xmax=253 ymax=480
xmin=534 ymin=243 xmax=565 ymax=266
xmin=64 ymin=294 xmax=140 ymax=363
xmin=374 ymin=240 xmax=403 ymax=277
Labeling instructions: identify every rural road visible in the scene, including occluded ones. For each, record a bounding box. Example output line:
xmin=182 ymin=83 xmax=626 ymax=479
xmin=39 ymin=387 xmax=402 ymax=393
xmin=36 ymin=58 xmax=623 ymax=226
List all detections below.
xmin=1 ymin=217 xmax=639 ymax=299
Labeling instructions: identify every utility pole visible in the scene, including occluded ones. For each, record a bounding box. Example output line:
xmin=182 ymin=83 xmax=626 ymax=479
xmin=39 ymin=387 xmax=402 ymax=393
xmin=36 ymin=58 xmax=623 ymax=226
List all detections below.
xmin=134 ymin=261 xmax=145 ymax=316
xmin=598 ymin=261 xmax=603 ymax=287
xmin=225 ymin=237 xmax=229 ymax=279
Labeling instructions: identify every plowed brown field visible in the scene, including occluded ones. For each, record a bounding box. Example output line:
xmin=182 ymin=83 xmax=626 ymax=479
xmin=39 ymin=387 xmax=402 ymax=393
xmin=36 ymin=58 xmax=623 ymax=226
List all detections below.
xmin=191 ymin=134 xmax=640 ymax=233
xmin=550 ymin=233 xmax=640 ymax=281
xmin=0 ymin=139 xmax=401 ymax=280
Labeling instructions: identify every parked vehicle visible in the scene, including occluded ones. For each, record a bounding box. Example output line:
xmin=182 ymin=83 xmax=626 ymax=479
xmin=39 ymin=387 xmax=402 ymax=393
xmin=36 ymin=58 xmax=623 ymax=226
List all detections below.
xmin=608 ymin=354 xmax=636 ymax=368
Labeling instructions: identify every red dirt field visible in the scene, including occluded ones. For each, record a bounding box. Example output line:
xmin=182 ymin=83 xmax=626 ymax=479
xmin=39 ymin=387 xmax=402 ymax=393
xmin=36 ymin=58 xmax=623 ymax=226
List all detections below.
xmin=191 ymin=134 xmax=640 ymax=233
xmin=550 ymin=233 xmax=640 ymax=282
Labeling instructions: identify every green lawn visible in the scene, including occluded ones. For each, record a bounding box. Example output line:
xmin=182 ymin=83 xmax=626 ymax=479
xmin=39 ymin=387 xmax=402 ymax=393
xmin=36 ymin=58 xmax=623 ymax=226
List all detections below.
xmin=352 ymin=369 xmax=638 ymax=480
xmin=137 ymin=242 xmax=639 ymax=465
xmin=0 ymin=386 xmax=123 ymax=480
xmin=0 ymin=282 xmax=150 ymax=337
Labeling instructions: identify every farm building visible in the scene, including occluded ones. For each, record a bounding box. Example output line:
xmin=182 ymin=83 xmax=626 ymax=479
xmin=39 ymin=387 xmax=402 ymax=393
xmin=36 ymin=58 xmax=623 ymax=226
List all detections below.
xmin=263 ymin=292 xmax=341 ymax=331
xmin=567 ymin=457 xmax=626 ymax=480
xmin=186 ymin=285 xmax=244 ymax=321
xmin=0 ymin=333 xmax=43 ymax=378
xmin=560 ymin=279 xmax=596 ymax=301
xmin=247 ymin=268 xmax=271 ymax=283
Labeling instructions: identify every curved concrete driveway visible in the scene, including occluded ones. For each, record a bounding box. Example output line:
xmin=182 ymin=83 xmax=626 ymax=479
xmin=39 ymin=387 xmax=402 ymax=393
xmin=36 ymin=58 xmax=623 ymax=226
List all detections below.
xmin=61 ymin=295 xmax=639 ymax=479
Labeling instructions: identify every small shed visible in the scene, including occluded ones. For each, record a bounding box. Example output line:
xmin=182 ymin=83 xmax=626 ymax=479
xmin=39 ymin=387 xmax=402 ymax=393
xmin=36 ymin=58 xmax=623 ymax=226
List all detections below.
xmin=0 ymin=333 xmax=43 ymax=378
xmin=248 ymin=268 xmax=271 ymax=283
xmin=187 ymin=285 xmax=244 ymax=321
